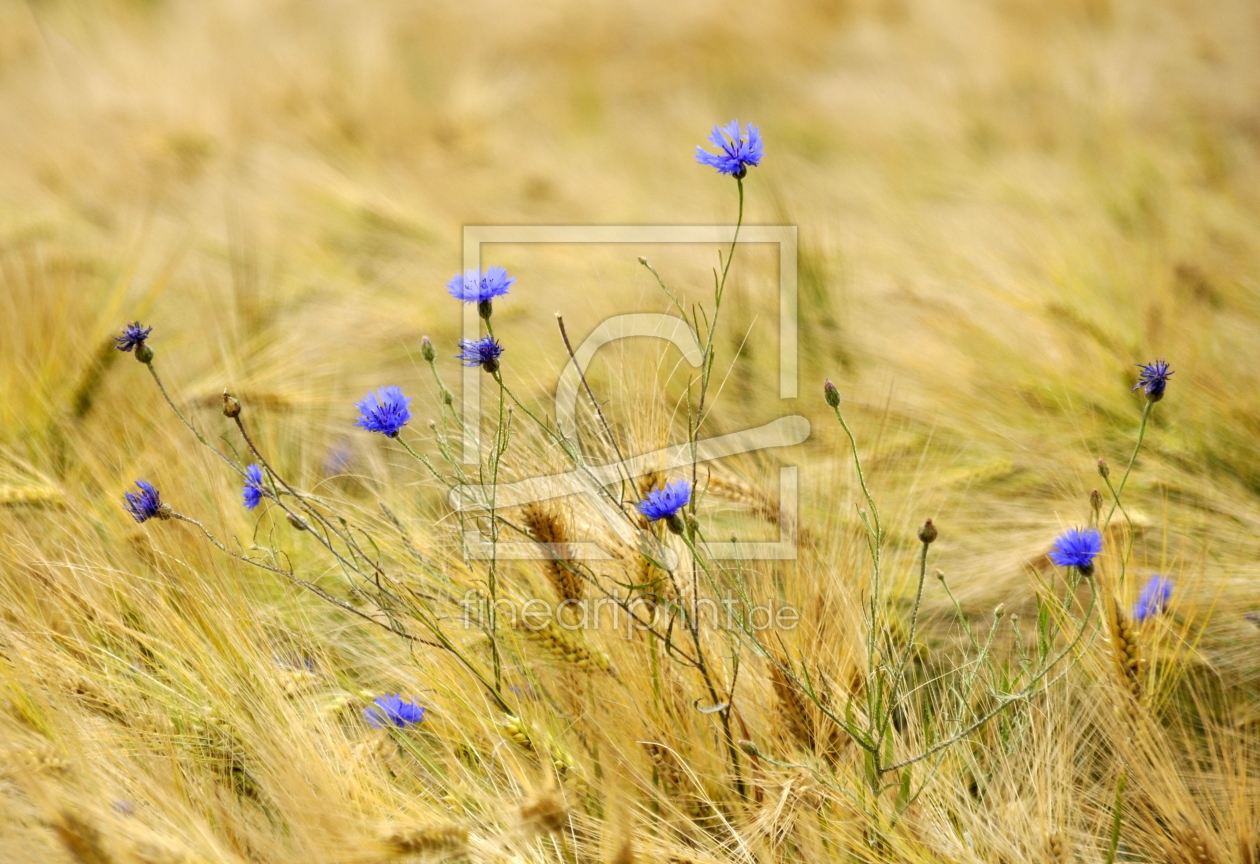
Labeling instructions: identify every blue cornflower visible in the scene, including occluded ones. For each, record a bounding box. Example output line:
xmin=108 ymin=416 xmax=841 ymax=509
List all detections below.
xmin=364 ymin=694 xmax=426 ymax=729
xmin=457 ymin=336 xmax=503 ymax=373
xmin=1133 ymin=575 xmax=1173 ymax=623
xmin=114 ymin=322 xmax=152 ymax=352
xmin=123 ymin=480 xmax=168 ymax=523
xmin=242 ymin=464 xmax=265 ymax=511
xmin=447 ymin=266 xmax=515 ymax=304
xmin=355 ymin=386 xmax=412 ymax=438
xmin=448 ymin=266 xmax=514 ymax=319
xmin=1048 ymin=527 xmax=1103 ymax=574
xmin=696 ymin=120 xmax=763 ymax=179
xmin=636 ymin=479 xmax=691 ymax=534
xmin=1133 ymin=359 xmax=1173 ymax=402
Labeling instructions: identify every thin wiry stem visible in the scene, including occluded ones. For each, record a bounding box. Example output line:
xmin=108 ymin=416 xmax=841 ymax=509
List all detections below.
xmin=1103 ymin=400 xmax=1152 ymax=532
xmin=145 ymin=362 xmax=245 ymax=478
xmin=556 ymin=312 xmax=633 ymax=507
xmin=880 ymin=578 xmax=1099 ymax=773
xmin=170 ymin=512 xmax=437 ymax=649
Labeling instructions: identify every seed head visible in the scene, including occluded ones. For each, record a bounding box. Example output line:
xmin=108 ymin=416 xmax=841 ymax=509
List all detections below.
xmin=520 ymin=790 xmax=569 ymax=835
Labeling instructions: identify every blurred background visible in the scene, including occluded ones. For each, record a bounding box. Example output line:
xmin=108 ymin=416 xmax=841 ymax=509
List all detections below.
xmin=3 ymin=1 xmax=1260 ymax=859
xmin=2 ymin=0 xmax=1260 ymax=726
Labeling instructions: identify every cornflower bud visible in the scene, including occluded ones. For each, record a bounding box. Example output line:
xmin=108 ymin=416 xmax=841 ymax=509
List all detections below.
xmin=421 ymin=336 xmax=436 ymax=363
xmin=918 ymin=518 xmax=938 ymax=544
xmin=1097 ymin=458 xmax=1110 ymax=479
xmin=824 ymin=379 xmax=840 ymax=408
xmin=222 ymin=390 xmax=242 ymax=418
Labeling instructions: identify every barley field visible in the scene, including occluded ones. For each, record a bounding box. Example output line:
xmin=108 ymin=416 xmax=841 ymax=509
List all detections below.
xmin=2 ymin=1 xmax=1259 ymax=862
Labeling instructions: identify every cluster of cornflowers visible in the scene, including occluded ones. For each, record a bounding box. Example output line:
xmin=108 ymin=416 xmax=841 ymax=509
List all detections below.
xmin=111 ymin=117 xmax=1178 ymax=740
xmin=108 ymin=120 xmax=768 ymax=730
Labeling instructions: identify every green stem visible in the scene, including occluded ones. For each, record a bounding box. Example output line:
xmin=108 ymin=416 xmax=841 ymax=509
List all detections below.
xmin=1104 ymin=770 xmax=1127 ymax=864
xmin=145 ymin=362 xmax=244 ymax=478
xmin=1103 ymin=401 xmax=1152 ymax=532
xmin=881 ymin=579 xmax=1098 ymax=773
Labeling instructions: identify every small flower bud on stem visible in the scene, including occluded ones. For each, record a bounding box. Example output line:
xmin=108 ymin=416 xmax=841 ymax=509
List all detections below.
xmin=824 ymin=379 xmax=840 ymax=408
xmin=286 ymin=512 xmax=307 ymax=531
xmin=478 ymin=299 xmax=493 ymax=321
xmin=135 ymin=343 xmax=153 ymax=364
xmin=917 ymin=518 xmax=938 ymax=544
xmin=1097 ymin=458 xmax=1110 ymax=479
xmin=421 ymin=336 xmax=436 ymax=363
xmin=666 ymin=513 xmax=685 ymax=536
xmin=222 ymin=391 xmax=242 ymax=418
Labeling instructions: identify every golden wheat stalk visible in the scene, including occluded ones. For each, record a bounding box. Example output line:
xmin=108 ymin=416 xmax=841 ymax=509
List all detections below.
xmin=1045 ymin=829 xmax=1070 ymax=862
xmin=379 ymin=824 xmax=469 ymax=855
xmin=1175 ymin=826 xmax=1220 ymax=864
xmin=0 ymin=484 xmax=65 ymax=508
xmin=516 ymin=618 xmax=612 ymax=673
xmin=522 ymin=502 xmax=584 ymax=602
xmin=1108 ymin=602 xmax=1145 ymax=707
xmin=519 ymin=789 xmax=570 ymax=835
xmin=770 ymin=663 xmax=815 ymax=751
xmin=51 ymin=811 xmax=115 ymax=864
